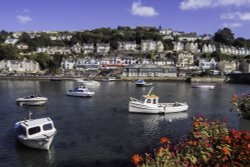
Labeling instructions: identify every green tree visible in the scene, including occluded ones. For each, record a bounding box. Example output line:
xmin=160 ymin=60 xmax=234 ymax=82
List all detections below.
xmin=214 ymin=28 xmax=234 ymax=45
xmin=34 ymin=53 xmax=50 ymax=70
xmin=0 ymin=45 xmax=19 ymax=60
xmin=0 ymin=30 xmax=9 ymax=43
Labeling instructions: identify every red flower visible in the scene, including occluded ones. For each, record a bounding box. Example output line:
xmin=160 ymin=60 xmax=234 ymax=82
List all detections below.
xmin=160 ymin=137 xmax=171 ymax=144
xmin=225 ymin=135 xmax=232 ymax=144
xmin=231 ymin=94 xmax=238 ymax=103
xmin=131 ymin=154 xmax=143 ymax=166
xmin=221 ymin=147 xmax=230 ymax=156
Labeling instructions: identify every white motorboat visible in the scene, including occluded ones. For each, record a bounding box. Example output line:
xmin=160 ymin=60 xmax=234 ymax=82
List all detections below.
xmin=129 ymin=87 xmax=189 ymax=114
xmin=75 ymin=79 xmax=100 ymax=85
xmin=191 ymin=84 xmax=215 ymax=89
xmin=16 ymin=95 xmax=48 ymax=106
xmin=15 ymin=112 xmax=56 ymax=150
xmin=102 ymin=77 xmax=117 ymax=82
xmin=66 ymin=85 xmax=95 ymax=97
xmin=135 ymin=79 xmax=154 ymax=87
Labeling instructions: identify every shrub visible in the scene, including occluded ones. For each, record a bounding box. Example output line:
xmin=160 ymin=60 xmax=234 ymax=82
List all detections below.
xmin=231 ymin=93 xmax=250 ymax=118
xmin=131 ymin=117 xmax=250 ymax=167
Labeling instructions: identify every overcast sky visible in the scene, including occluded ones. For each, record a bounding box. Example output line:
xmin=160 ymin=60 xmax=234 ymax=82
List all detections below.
xmin=1 ymin=0 xmax=250 ymax=38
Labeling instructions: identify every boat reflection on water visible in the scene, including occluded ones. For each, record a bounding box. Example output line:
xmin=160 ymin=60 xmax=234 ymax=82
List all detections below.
xmin=239 ymin=117 xmax=250 ymax=132
xmin=15 ymin=143 xmax=56 ymax=167
xmin=128 ymin=112 xmax=188 ymax=134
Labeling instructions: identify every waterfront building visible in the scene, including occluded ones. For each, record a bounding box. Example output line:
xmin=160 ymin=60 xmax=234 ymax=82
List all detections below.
xmin=61 ymin=59 xmax=75 ymax=70
xmin=198 ymin=58 xmax=217 ymax=70
xmin=122 ymin=64 xmax=177 ymax=77
xmin=217 ymin=60 xmax=238 ymax=74
xmin=239 ymin=61 xmax=250 ymax=73
xmin=0 ymin=59 xmax=40 ymax=73
xmin=75 ymin=58 xmax=100 ymax=71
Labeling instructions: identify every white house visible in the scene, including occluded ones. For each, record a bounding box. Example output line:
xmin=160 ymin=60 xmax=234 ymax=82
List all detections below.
xmin=16 ymin=43 xmax=29 ymax=50
xmin=5 ymin=38 xmax=18 ymax=45
xmin=185 ymin=42 xmax=199 ymax=53
xmin=71 ymin=43 xmax=82 ymax=53
xmin=96 ymin=43 xmax=110 ymax=53
xmin=82 ymin=43 xmax=95 ymax=54
xmin=75 ymin=58 xmax=100 ymax=70
xmin=217 ymin=60 xmax=238 ymax=74
xmin=202 ymin=44 xmax=216 ymax=53
xmin=198 ymin=58 xmax=217 ymax=70
xmin=0 ymin=59 xmax=40 ymax=73
xmin=177 ymin=33 xmax=198 ymax=42
xmin=141 ymin=40 xmax=164 ymax=52
xmin=173 ymin=42 xmax=184 ymax=52
xmin=61 ymin=59 xmax=75 ymax=70
xmin=117 ymin=42 xmax=138 ymax=51
xmin=176 ymin=52 xmax=194 ymax=68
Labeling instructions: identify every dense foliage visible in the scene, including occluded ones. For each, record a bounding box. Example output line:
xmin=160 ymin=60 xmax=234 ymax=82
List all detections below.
xmin=231 ymin=94 xmax=250 ymax=118
xmin=131 ymin=117 xmax=250 ymax=167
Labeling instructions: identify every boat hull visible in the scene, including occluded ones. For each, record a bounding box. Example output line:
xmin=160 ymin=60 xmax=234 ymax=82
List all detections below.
xmin=191 ymin=85 xmax=215 ymax=89
xmin=17 ymin=132 xmax=56 ymax=150
xmin=16 ymin=100 xmax=47 ymax=106
xmin=129 ymin=101 xmax=188 ymax=114
xmin=66 ymin=92 xmax=95 ymax=97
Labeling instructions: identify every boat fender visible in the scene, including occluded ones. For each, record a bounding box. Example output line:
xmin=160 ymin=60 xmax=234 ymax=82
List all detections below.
xmin=163 ymin=105 xmax=166 ymax=111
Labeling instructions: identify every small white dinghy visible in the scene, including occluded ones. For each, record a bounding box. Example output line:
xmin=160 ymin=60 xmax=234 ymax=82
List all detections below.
xmin=129 ymin=87 xmax=189 ymax=114
xmin=15 ymin=112 xmax=56 ymax=150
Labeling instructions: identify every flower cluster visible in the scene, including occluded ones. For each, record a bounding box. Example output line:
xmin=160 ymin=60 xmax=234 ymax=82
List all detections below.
xmin=131 ymin=117 xmax=250 ymax=167
xmin=231 ymin=93 xmax=250 ymax=118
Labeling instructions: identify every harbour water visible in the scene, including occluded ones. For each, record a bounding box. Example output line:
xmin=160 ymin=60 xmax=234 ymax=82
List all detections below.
xmin=0 ymin=80 xmax=249 ymax=167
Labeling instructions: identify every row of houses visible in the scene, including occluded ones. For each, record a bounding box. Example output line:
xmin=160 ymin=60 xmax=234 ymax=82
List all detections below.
xmin=173 ymin=42 xmax=250 ymax=56
xmin=0 ymin=56 xmax=249 ymax=76
xmin=35 ymin=40 xmax=164 ymax=55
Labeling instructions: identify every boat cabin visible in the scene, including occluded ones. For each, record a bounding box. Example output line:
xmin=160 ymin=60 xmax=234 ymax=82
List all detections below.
xmin=15 ymin=118 xmax=55 ymax=138
xmin=141 ymin=94 xmax=159 ymax=105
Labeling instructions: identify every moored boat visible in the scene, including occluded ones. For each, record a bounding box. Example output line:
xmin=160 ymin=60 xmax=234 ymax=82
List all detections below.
xmin=102 ymin=77 xmax=117 ymax=82
xmin=15 ymin=112 xmax=56 ymax=150
xmin=135 ymin=79 xmax=154 ymax=87
xmin=66 ymin=85 xmax=95 ymax=97
xmin=16 ymin=95 xmax=48 ymax=106
xmin=191 ymin=84 xmax=215 ymax=89
xmin=129 ymin=87 xmax=188 ymax=114
xmin=75 ymin=79 xmax=100 ymax=85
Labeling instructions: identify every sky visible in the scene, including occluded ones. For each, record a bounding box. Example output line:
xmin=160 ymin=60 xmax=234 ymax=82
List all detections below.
xmin=1 ymin=0 xmax=250 ymax=38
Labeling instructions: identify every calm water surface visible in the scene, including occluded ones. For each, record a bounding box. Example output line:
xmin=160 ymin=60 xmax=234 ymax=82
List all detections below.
xmin=0 ymin=80 xmax=249 ymax=167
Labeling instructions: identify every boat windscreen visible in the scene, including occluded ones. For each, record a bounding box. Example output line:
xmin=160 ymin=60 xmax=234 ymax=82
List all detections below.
xmin=43 ymin=123 xmax=53 ymax=131
xmin=28 ymin=126 xmax=41 ymax=135
xmin=16 ymin=125 xmax=27 ymax=136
